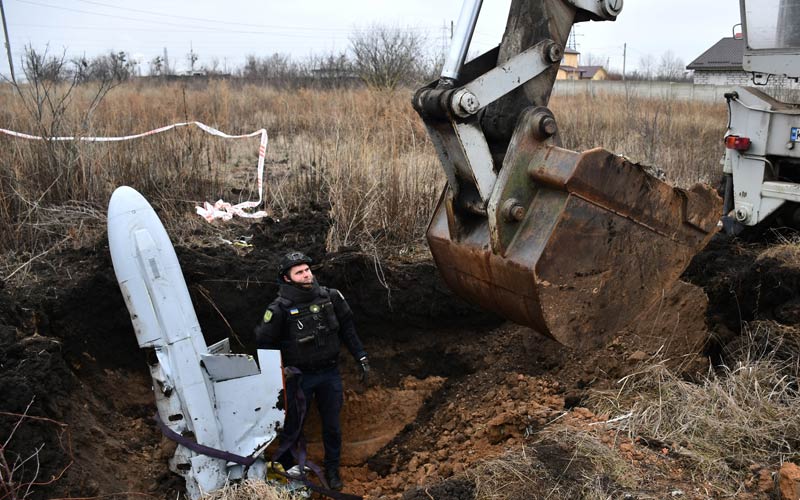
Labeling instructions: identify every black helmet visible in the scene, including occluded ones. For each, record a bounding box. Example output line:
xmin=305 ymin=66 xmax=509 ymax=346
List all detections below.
xmin=278 ymin=251 xmax=313 ymax=277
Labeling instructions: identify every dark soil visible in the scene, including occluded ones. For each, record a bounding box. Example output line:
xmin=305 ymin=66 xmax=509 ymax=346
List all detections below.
xmin=683 ymin=233 xmax=800 ymax=362
xmin=0 ymin=208 xmax=497 ymax=498
xmin=2 ymin=211 xmax=799 ymax=499
xmin=401 ymin=478 xmax=475 ymax=500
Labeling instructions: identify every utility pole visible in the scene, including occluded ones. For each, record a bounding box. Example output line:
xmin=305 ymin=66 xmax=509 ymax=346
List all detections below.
xmin=163 ymin=47 xmax=170 ymax=75
xmin=0 ymin=0 xmax=16 ymax=85
xmin=441 ymin=21 xmax=448 ymax=63
xmin=622 ymin=42 xmax=627 ymax=81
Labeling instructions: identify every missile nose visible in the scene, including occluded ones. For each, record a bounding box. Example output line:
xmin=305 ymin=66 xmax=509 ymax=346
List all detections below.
xmin=108 ymin=186 xmax=153 ymax=221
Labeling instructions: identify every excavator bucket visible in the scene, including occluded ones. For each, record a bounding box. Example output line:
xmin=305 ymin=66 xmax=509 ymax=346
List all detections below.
xmin=427 ymin=139 xmax=721 ymax=348
xmin=414 ymin=0 xmax=722 ymax=348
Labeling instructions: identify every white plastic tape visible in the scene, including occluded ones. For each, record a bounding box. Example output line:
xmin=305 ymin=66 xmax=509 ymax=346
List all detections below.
xmin=0 ymin=121 xmax=269 ymax=222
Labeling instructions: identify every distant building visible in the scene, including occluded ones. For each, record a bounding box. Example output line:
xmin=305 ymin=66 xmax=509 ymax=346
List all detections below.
xmin=687 ymin=37 xmax=799 ymax=88
xmin=686 ymin=37 xmax=748 ymax=85
xmin=557 ymin=48 xmax=608 ymax=80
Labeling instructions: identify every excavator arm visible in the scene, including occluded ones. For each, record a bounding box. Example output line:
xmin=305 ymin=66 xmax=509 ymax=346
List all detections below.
xmin=413 ymin=0 xmax=721 ymax=348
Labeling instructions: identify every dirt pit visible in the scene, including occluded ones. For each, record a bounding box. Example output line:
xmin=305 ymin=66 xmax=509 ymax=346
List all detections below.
xmin=305 ymin=376 xmax=446 ymax=467
xmin=3 ymin=211 xmax=800 ymax=499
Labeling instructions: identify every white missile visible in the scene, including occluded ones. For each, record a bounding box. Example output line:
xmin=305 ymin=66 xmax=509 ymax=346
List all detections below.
xmin=107 ymin=186 xmax=284 ymax=498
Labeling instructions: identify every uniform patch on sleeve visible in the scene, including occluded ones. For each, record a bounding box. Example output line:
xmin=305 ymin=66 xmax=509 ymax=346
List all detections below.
xmin=263 ymin=309 xmax=273 ymax=323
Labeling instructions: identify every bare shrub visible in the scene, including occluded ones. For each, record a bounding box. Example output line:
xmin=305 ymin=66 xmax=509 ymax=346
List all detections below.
xmin=592 ymin=321 xmax=800 ymax=495
xmin=0 ymin=400 xmax=73 ymax=500
xmin=241 ymin=53 xmax=306 ymax=85
xmin=240 ymin=52 xmax=357 ymax=89
xmin=75 ymin=51 xmax=136 ymax=84
xmin=349 ymin=25 xmax=425 ymax=90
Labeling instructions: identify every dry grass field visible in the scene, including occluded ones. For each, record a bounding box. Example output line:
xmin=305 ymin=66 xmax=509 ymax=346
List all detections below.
xmin=0 ymin=81 xmax=727 ymax=266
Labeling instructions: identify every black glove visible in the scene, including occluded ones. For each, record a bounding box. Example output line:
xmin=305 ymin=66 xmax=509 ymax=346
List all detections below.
xmin=359 ymin=356 xmax=370 ymax=385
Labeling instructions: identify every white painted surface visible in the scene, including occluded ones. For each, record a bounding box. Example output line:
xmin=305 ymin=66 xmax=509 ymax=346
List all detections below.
xmin=107 ymin=186 xmax=285 ymax=498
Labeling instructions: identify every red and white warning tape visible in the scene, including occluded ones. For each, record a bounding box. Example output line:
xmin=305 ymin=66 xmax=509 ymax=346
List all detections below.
xmin=0 ymin=121 xmax=269 ymax=222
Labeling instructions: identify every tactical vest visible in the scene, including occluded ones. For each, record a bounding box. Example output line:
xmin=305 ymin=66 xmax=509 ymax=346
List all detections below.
xmin=274 ymin=287 xmax=341 ymax=370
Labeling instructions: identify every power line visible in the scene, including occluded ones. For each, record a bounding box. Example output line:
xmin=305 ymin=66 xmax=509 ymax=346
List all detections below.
xmin=72 ymin=0 xmax=432 ymax=33
xmin=10 ymin=23 xmax=358 ymax=40
xmin=14 ymin=0 xmax=441 ymax=34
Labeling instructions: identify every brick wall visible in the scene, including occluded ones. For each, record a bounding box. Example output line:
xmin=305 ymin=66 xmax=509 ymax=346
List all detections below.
xmin=693 ymin=70 xmax=800 ymax=89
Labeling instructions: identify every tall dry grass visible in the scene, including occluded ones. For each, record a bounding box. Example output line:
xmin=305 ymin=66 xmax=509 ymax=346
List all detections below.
xmin=467 ymin=322 xmax=800 ymax=498
xmin=592 ymin=321 xmax=800 ymax=496
xmin=0 ymin=81 xmax=727 ymax=272
xmin=551 ymin=93 xmax=727 ymax=186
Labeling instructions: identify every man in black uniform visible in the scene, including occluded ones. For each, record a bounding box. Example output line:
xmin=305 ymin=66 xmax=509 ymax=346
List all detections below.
xmin=255 ymin=251 xmax=369 ymax=491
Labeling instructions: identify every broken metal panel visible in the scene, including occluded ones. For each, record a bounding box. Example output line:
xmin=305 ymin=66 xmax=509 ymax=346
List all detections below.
xmin=211 ymin=350 xmax=283 ymax=459
xmin=217 ymin=352 xmax=283 ymax=447
xmin=188 ymin=455 xmax=227 ymax=496
xmin=207 ymin=338 xmax=231 ymax=354
xmin=201 ymin=353 xmax=260 ymax=382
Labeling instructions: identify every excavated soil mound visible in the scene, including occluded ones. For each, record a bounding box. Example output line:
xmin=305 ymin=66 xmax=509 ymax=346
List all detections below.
xmin=684 ymin=234 xmax=800 ymax=361
xmin=2 ymin=216 xmax=799 ymax=499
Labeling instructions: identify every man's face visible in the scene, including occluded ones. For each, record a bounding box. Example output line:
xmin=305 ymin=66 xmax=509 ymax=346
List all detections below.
xmin=284 ymin=263 xmax=313 ymax=288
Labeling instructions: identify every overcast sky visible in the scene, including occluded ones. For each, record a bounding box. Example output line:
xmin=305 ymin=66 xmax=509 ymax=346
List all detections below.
xmin=0 ymin=0 xmax=741 ymax=77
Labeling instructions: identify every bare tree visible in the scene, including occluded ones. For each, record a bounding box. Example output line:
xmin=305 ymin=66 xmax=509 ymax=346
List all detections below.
xmin=208 ymin=56 xmax=221 ymax=74
xmin=656 ymin=50 xmax=687 ymax=81
xmin=242 ymin=53 xmax=300 ymax=82
xmin=637 ymin=53 xmax=656 ymax=80
xmin=15 ymin=46 xmax=78 ymax=137
xmin=349 ymin=25 xmax=424 ymax=90
xmin=581 ymin=52 xmax=605 ymax=67
xmin=22 ymin=46 xmax=69 ymax=82
xmin=417 ymin=51 xmax=444 ymax=83
xmin=149 ymin=55 xmax=163 ymax=76
xmin=240 ymin=52 xmax=354 ymax=88
xmin=75 ymin=51 xmax=135 ymax=83
xmin=6 ymin=46 xmax=135 ymax=197
xmin=186 ymin=46 xmax=198 ymax=74
xmin=308 ymin=51 xmax=356 ymax=88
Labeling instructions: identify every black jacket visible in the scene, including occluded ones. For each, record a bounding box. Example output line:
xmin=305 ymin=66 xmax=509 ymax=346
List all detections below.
xmin=255 ymin=281 xmax=366 ymax=370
